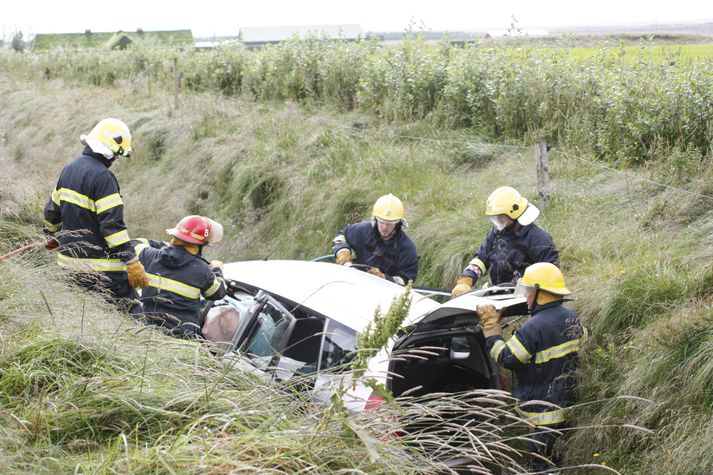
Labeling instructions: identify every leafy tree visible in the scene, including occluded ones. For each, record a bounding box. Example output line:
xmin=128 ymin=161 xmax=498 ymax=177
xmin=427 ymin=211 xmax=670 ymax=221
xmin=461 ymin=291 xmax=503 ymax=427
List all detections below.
xmin=11 ymin=31 xmax=24 ymax=52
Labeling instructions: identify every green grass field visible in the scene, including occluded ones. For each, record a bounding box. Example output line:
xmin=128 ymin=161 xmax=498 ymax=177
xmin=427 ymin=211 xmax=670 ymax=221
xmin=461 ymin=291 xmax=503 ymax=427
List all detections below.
xmin=564 ymin=42 xmax=713 ymax=61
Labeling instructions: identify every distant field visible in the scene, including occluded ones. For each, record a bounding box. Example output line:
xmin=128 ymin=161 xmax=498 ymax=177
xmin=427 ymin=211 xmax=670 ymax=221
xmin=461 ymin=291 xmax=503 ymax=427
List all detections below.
xmin=564 ymin=42 xmax=713 ymax=61
xmin=32 ymin=29 xmax=194 ymax=50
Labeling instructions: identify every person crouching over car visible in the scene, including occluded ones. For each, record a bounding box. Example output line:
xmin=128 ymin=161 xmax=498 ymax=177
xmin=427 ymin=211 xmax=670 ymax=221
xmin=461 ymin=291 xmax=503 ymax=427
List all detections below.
xmin=133 ymin=215 xmax=227 ymax=338
xmin=332 ymin=193 xmax=418 ymax=285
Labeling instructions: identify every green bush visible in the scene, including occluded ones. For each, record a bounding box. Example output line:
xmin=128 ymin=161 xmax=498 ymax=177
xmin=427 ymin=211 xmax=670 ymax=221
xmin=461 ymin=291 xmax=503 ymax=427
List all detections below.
xmin=3 ymin=37 xmax=712 ymax=164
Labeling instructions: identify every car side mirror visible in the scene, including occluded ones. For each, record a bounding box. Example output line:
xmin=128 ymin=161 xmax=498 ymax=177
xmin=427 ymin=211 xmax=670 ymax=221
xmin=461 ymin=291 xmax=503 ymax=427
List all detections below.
xmin=450 ymin=336 xmax=470 ymax=360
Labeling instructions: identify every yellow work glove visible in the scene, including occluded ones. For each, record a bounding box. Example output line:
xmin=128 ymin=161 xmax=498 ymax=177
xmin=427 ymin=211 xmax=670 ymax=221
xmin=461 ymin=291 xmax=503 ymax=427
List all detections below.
xmin=367 ymin=267 xmax=385 ymax=279
xmin=126 ymin=257 xmax=149 ymax=289
xmin=476 ymin=304 xmax=502 ymax=338
xmin=335 ymin=248 xmax=352 ymax=265
xmin=210 ymin=260 xmax=224 ymax=272
xmin=451 ymin=276 xmax=474 ymax=297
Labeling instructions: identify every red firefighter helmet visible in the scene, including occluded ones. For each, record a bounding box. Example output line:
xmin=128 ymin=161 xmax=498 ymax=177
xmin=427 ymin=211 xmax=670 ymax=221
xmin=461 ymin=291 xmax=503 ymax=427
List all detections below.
xmin=166 ymin=215 xmax=213 ymax=245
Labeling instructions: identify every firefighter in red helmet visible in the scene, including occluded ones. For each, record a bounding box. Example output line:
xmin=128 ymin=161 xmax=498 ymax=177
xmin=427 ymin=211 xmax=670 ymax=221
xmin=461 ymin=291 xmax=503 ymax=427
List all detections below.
xmin=132 ymin=215 xmax=227 ymax=338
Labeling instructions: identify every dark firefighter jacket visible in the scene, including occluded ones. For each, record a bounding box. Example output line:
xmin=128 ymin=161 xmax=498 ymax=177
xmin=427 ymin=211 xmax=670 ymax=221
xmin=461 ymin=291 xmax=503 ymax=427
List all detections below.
xmin=332 ymin=220 xmax=418 ymax=285
xmin=133 ymin=239 xmax=227 ymax=336
xmin=43 ymin=148 xmax=136 ymax=296
xmin=486 ymin=301 xmax=586 ymax=426
xmin=463 ymin=223 xmax=559 ymax=286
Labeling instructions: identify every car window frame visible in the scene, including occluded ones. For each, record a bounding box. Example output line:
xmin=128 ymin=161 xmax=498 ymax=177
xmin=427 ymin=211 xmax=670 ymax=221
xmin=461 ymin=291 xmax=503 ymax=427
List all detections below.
xmin=318 ymin=318 xmax=358 ymax=372
xmin=223 ymin=290 xmax=297 ymax=370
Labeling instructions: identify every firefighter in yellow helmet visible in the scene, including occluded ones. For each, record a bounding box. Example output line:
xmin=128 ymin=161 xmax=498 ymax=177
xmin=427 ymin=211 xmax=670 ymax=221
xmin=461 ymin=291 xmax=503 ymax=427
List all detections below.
xmin=43 ymin=118 xmax=148 ymax=312
xmin=477 ymin=262 xmax=586 ymax=470
xmin=451 ymin=186 xmax=559 ymax=296
xmin=332 ymin=193 xmax=418 ymax=285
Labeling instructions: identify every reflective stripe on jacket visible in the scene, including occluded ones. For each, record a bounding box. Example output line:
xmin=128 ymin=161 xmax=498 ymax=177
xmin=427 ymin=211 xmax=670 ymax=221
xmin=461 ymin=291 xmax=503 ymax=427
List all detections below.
xmin=463 ymin=223 xmax=559 ymax=285
xmin=332 ymin=220 xmax=419 ymax=285
xmin=487 ymin=301 xmax=586 ymax=425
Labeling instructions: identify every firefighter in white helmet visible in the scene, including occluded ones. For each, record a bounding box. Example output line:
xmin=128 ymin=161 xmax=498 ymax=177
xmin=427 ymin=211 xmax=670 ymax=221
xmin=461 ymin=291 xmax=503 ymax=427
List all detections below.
xmin=332 ymin=193 xmax=419 ymax=285
xmin=43 ymin=118 xmax=148 ymax=312
xmin=452 ymin=186 xmax=559 ymax=296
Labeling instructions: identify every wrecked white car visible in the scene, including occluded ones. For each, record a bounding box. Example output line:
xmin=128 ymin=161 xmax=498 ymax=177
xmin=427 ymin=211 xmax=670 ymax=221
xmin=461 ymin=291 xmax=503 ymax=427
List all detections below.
xmin=206 ymin=260 xmax=527 ymax=411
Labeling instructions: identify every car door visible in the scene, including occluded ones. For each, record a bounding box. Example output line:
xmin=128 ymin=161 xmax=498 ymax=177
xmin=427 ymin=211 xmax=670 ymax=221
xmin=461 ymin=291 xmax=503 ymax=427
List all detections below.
xmin=222 ymin=290 xmax=298 ymax=380
xmin=387 ymin=317 xmax=502 ymax=397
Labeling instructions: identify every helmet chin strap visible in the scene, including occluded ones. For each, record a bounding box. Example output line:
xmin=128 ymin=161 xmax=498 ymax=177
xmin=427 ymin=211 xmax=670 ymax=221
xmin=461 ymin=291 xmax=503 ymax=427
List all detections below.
xmin=533 ymin=283 xmax=541 ymax=308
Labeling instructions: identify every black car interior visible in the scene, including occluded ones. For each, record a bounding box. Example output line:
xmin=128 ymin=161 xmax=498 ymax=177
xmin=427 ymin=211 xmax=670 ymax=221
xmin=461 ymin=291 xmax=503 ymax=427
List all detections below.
xmin=281 ymin=316 xmax=325 ymax=373
xmin=389 ymin=329 xmax=498 ymax=397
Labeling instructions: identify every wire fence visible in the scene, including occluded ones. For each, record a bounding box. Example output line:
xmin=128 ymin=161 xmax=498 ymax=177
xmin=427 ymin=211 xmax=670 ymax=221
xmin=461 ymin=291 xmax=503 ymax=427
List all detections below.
xmin=335 ymin=123 xmax=713 ymax=203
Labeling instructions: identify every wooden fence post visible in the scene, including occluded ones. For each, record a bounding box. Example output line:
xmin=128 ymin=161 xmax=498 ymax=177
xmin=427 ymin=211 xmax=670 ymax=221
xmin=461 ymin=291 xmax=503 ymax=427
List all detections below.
xmin=173 ymin=56 xmax=179 ymax=110
xmin=534 ymin=141 xmax=550 ymax=209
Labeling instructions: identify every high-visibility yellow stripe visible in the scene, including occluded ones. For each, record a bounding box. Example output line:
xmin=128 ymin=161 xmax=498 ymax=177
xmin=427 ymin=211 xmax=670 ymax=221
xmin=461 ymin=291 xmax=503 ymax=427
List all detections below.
xmin=515 ymin=406 xmax=568 ymax=426
xmin=146 ymin=273 xmax=201 ymax=300
xmin=57 ymin=253 xmax=126 ymax=272
xmin=134 ymin=238 xmax=150 ymax=256
xmin=507 ymin=335 xmax=532 ymax=364
xmin=104 ymin=229 xmax=130 ymax=248
xmin=535 ymin=338 xmax=581 ymax=364
xmin=490 ymin=339 xmax=507 ymax=362
xmin=393 ymin=276 xmax=405 ymax=286
xmin=44 ymin=219 xmax=62 ymax=232
xmin=56 ymin=188 xmax=96 ymax=212
xmin=333 ymin=235 xmax=347 ymax=244
xmin=95 ymin=193 xmax=124 ymax=214
xmin=55 ymin=188 xmax=124 ymax=215
xmin=470 ymin=257 xmax=487 ymax=275
xmin=203 ymin=276 xmax=224 ymax=298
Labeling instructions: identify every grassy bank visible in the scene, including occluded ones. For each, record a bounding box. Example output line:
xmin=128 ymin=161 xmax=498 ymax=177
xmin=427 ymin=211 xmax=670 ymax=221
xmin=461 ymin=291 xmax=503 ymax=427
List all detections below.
xmin=1 ymin=52 xmax=713 ymax=473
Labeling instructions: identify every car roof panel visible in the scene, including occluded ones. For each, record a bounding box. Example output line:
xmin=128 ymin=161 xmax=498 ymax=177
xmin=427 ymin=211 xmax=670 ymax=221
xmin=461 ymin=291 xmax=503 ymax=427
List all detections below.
xmin=417 ymin=291 xmax=528 ymax=325
xmin=222 ymin=260 xmax=440 ymax=333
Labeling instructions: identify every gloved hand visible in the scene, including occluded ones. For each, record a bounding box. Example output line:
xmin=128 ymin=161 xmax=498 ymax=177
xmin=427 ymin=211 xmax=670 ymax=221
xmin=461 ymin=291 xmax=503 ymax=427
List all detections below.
xmin=451 ymin=276 xmax=474 ymax=297
xmin=45 ymin=237 xmax=59 ymax=250
xmin=126 ymin=257 xmax=149 ymax=289
xmin=367 ymin=267 xmax=385 ymax=279
xmin=335 ymin=248 xmax=352 ymax=265
xmin=210 ymin=260 xmax=224 ymax=272
xmin=476 ymin=304 xmax=502 ymax=338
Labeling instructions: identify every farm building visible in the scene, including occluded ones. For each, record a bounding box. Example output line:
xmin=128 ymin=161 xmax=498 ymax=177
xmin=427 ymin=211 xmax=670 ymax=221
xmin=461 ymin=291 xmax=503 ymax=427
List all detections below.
xmin=32 ymin=29 xmax=194 ymax=51
xmin=238 ymin=24 xmax=363 ymax=48
xmin=194 ymin=38 xmax=241 ymax=50
xmin=483 ymin=29 xmax=549 ymax=40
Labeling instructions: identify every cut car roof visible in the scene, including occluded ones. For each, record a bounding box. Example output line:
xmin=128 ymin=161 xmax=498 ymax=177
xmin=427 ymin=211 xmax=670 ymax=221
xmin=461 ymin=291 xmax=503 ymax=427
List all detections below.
xmin=417 ymin=289 xmax=528 ymax=326
xmin=222 ymin=260 xmax=440 ymax=333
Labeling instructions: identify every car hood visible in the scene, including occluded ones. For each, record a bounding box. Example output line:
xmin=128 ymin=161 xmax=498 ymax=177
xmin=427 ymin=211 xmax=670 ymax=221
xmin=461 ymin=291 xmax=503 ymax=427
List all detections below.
xmin=222 ymin=260 xmax=440 ymax=333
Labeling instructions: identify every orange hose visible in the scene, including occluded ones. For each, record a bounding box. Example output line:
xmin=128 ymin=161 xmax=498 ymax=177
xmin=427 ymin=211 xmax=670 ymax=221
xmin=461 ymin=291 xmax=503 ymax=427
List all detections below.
xmin=0 ymin=242 xmax=43 ymax=261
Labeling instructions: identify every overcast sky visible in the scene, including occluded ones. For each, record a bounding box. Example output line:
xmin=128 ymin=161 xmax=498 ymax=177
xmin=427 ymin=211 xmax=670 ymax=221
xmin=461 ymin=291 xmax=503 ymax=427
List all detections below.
xmin=4 ymin=0 xmax=713 ymax=38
